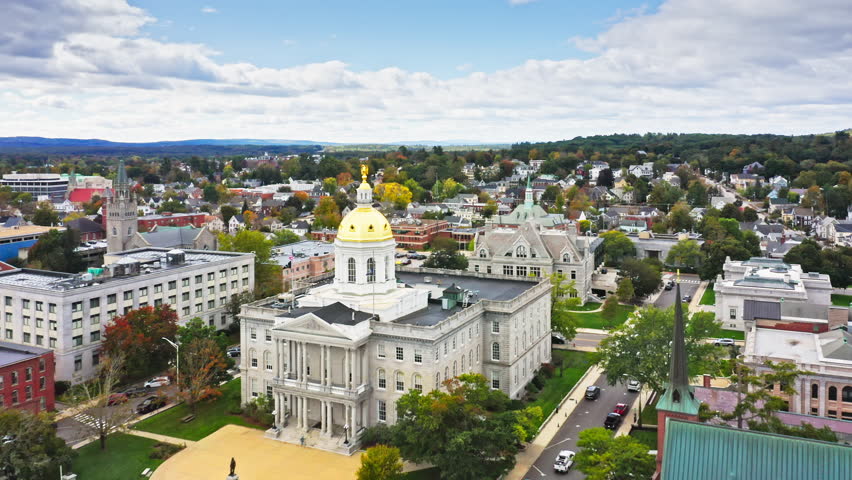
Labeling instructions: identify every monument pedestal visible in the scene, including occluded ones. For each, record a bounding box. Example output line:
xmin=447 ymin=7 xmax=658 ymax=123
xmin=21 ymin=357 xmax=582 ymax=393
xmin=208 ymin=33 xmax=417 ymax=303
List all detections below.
xmin=227 ymin=475 xmax=239 ymax=480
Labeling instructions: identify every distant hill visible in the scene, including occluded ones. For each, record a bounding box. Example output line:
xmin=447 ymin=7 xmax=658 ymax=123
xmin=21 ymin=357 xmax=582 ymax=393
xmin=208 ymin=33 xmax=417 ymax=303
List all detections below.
xmin=0 ymin=136 xmax=337 ymax=148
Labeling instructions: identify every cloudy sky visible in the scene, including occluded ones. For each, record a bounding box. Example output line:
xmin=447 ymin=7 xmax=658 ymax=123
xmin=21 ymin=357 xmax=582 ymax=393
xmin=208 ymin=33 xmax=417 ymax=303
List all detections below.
xmin=1 ymin=0 xmax=851 ymax=143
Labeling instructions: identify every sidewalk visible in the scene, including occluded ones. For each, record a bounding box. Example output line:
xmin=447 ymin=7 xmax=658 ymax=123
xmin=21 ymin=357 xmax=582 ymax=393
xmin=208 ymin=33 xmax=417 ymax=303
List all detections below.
xmin=126 ymin=429 xmax=196 ymax=446
xmin=506 ymin=365 xmax=604 ymax=480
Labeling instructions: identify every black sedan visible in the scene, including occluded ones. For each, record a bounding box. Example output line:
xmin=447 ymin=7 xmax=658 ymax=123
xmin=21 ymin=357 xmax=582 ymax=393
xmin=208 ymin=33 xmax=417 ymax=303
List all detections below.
xmin=136 ymin=396 xmax=167 ymax=415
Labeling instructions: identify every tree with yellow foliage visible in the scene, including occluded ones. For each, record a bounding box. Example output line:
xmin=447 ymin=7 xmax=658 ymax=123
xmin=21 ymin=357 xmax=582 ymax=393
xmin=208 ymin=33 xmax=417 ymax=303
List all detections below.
xmin=374 ymin=182 xmax=413 ymax=209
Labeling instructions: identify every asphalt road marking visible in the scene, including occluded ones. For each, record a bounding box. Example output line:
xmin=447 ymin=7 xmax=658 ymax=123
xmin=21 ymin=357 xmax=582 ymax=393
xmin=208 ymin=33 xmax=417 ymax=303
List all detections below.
xmin=532 ymin=465 xmax=546 ymax=477
xmin=73 ymin=413 xmax=107 ymax=430
xmin=544 ymin=437 xmax=573 ymax=450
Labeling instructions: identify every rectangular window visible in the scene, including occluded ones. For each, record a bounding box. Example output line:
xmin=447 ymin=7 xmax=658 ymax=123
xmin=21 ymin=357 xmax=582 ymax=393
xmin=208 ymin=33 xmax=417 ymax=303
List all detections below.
xmin=208 ymin=286 xmax=215 ymax=295
xmin=377 ymin=344 xmax=386 ymax=358
xmin=154 ymin=299 xmax=163 ymax=307
xmin=378 ymin=400 xmax=387 ymax=422
xmin=49 ymin=338 xmax=56 ymax=348
xmin=139 ymin=287 xmax=148 ymax=297
xmin=492 ymin=320 xmax=500 ymax=334
xmin=243 ymin=265 xmax=249 ymax=273
xmin=231 ymin=267 xmax=238 ymax=276
xmin=22 ymin=316 xmax=29 ymax=326
xmin=108 ymin=310 xmax=116 ymax=319
xmin=11 ymin=371 xmax=18 ymax=385
xmin=231 ymin=280 xmax=238 ymax=289
xmin=182 ymin=306 xmax=190 ymax=315
xmin=516 ymin=266 xmax=527 ymax=277
xmin=242 ymin=278 xmax=249 ymax=286
xmin=92 ymin=351 xmax=100 ymax=366
xmin=195 ymin=303 xmax=202 ymax=313
xmin=3 ymin=296 xmax=10 ymax=306
xmin=71 ymin=301 xmax=81 ymax=312
xmin=23 ymin=332 xmax=30 ymax=343
xmin=208 ymin=300 xmax=215 ymax=309
xmin=168 ymin=280 xmax=177 ymax=290
xmin=49 ymin=303 xmax=56 ymax=313
xmin=251 ymin=356 xmax=258 ymax=368
xmin=195 ymin=289 xmax=202 ymax=299
xmin=4 ymin=313 xmax=11 ymax=322
xmin=36 ymin=318 xmax=43 ymax=328
xmin=220 ymin=283 xmax=227 ymax=292
xmin=503 ymin=265 xmax=513 ymax=276
xmin=72 ymin=318 xmax=82 ymax=330
xmin=250 ymin=328 xmax=257 ymax=340
xmin=487 ymin=265 xmax=492 ymax=274
xmin=49 ymin=320 xmax=57 ymax=331
xmin=395 ymin=347 xmax=404 ymax=361
xmin=36 ymin=335 xmax=43 ymax=345
xmin=195 ymin=275 xmax=203 ymax=284
xmin=25 ymin=385 xmax=32 ymax=400
xmin=5 ymin=329 xmax=12 ymax=340
xmin=491 ymin=372 xmax=500 ymax=390
xmin=729 ymin=308 xmax=737 ymax=320
xmin=25 ymin=367 xmax=32 ymax=382
xmin=22 ymin=299 xmax=30 ymax=309
xmin=474 ymin=264 xmax=480 ymax=272
xmin=40 ymin=376 xmax=46 ymax=390
xmin=182 ymin=278 xmax=190 ymax=287
xmin=74 ymin=355 xmax=82 ymax=372
xmin=155 ymin=284 xmax=163 ymax=293
xmin=168 ymin=296 xmax=176 ymax=305
xmin=220 ymin=270 xmax=227 ymax=278
xmin=414 ymin=350 xmax=422 ymax=364
xmin=89 ymin=298 xmax=100 ymax=308
xmin=182 ymin=292 xmax=190 ymax=301
xmin=107 ymin=294 xmax=116 ymax=304
xmin=530 ymin=267 xmax=541 ymax=277
xmin=265 ymin=330 xmax=272 ymax=342
xmin=90 ymin=331 xmax=100 ymax=342
xmin=570 ymin=270 xmax=576 ymax=280
xmin=35 ymin=301 xmax=43 ymax=311
xmin=72 ymin=335 xmax=83 ymax=347
xmin=90 ymin=314 xmax=100 ymax=325
xmin=39 ymin=358 xmax=45 ymax=372
xmin=208 ymin=272 xmax=215 ymax=281
xmin=12 ymin=391 xmax=18 ymax=405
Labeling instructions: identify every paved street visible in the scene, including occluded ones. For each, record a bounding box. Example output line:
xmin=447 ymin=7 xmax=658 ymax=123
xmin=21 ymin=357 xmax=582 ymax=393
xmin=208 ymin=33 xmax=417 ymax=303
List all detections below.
xmin=654 ymin=274 xmax=700 ymax=309
xmin=521 ymin=374 xmax=636 ymax=480
xmin=562 ymin=332 xmax=607 ymax=351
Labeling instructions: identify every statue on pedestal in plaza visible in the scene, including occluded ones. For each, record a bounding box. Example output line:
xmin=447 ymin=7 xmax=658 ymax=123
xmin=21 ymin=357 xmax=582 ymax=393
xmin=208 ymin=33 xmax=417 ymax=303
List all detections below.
xmin=226 ymin=457 xmax=239 ymax=480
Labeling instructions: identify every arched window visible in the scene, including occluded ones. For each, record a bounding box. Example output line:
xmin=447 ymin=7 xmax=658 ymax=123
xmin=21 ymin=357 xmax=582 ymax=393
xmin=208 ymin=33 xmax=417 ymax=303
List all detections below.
xmin=829 ymin=386 xmax=838 ymax=401
xmin=395 ymin=371 xmax=405 ymax=392
xmin=476 ymin=349 xmax=480 ymax=363
xmin=479 ymin=249 xmax=487 ymax=258
xmin=435 ymin=373 xmax=441 ymax=390
xmin=461 ymin=355 xmax=466 ymax=371
xmin=112 ymin=227 xmax=117 ymax=236
xmin=413 ymin=374 xmax=422 ymax=391
xmin=811 ymin=384 xmax=819 ymax=399
xmin=348 ymin=258 xmax=356 ymax=283
xmin=492 ymin=342 xmax=500 ymax=361
xmin=377 ymin=369 xmax=386 ymax=389
xmin=516 ymin=245 xmax=527 ymax=258
xmin=367 ymin=258 xmax=376 ymax=283
xmin=127 ymin=226 xmax=133 ymax=235
xmin=843 ymin=386 xmax=852 ymax=403
xmin=562 ymin=253 xmax=570 ymax=262
xmin=452 ymin=361 xmax=457 ymax=377
xmin=470 ymin=350 xmax=475 ymax=370
xmin=264 ymin=351 xmax=272 ymax=371
xmin=444 ymin=367 xmax=449 ymax=381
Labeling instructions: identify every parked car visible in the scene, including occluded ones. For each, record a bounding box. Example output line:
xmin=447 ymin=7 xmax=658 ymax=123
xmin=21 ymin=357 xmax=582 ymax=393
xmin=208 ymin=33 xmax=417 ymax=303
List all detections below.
xmin=585 ymin=386 xmax=601 ymax=400
xmin=407 ymin=250 xmax=416 ymax=254
xmin=227 ymin=346 xmax=241 ymax=358
xmin=553 ymin=450 xmax=575 ymax=473
xmin=714 ymin=338 xmax=736 ymax=347
xmin=551 ymin=332 xmax=567 ymax=345
xmin=395 ymin=252 xmax=407 ymax=258
xmin=604 ymin=412 xmax=622 ymax=430
xmin=627 ymin=380 xmax=641 ymax=392
xmin=136 ymin=396 xmax=167 ymax=415
xmin=400 ymin=258 xmax=412 ymax=265
xmin=143 ymin=376 xmax=171 ymax=388
xmin=613 ymin=403 xmax=630 ymax=416
xmin=107 ymin=393 xmax=128 ymax=406
xmin=121 ymin=386 xmax=149 ymax=398
xmin=682 ymin=294 xmax=693 ymax=302
xmin=664 ymin=281 xmax=674 ymax=290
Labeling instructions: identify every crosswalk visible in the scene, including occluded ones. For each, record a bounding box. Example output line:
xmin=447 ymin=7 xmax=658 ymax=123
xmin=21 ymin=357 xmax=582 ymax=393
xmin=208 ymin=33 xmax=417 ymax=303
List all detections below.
xmin=73 ymin=413 xmax=108 ymax=430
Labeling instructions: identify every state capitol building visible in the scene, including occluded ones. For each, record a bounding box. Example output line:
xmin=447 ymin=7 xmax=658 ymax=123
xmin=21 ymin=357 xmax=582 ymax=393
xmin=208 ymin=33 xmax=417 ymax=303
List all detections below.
xmin=239 ymin=167 xmax=553 ymax=454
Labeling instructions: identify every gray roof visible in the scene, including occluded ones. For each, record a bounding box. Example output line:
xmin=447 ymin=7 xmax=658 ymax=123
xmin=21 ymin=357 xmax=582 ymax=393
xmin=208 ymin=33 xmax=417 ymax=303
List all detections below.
xmin=743 ymin=300 xmax=781 ymax=321
xmin=820 ymin=329 xmax=852 ymax=361
xmin=477 ymin=221 xmax=584 ymax=262
xmin=140 ymin=228 xmax=201 ymax=248
xmin=836 ymin=223 xmax=852 ymax=233
xmin=312 ymin=302 xmax=373 ymax=326
xmin=0 ymin=340 xmax=51 ymax=367
xmin=67 ymin=217 xmax=104 ymax=234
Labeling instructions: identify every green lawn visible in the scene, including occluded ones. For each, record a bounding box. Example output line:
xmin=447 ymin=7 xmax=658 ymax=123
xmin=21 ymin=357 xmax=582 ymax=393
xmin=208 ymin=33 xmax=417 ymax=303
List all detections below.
xmin=571 ymin=304 xmax=635 ymax=330
xmin=133 ymin=378 xmax=262 ymax=441
xmin=567 ymin=302 xmax=602 ymax=312
xmin=629 ymin=428 xmax=658 ymax=450
xmin=639 ymin=397 xmax=658 ymax=426
xmin=720 ymin=329 xmax=745 ymax=341
xmin=699 ymin=286 xmax=716 ymax=306
xmin=72 ymin=433 xmax=166 ymax=480
xmin=404 ymin=467 xmax=441 ymax=479
xmin=527 ymin=351 xmax=594 ymax=428
xmin=832 ymin=294 xmax=852 ymax=307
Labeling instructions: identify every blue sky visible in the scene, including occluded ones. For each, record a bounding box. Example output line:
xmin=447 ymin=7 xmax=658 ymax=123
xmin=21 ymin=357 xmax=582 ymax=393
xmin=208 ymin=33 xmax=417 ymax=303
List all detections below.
xmin=137 ymin=0 xmax=655 ymax=78
xmin=1 ymin=0 xmax=851 ymax=143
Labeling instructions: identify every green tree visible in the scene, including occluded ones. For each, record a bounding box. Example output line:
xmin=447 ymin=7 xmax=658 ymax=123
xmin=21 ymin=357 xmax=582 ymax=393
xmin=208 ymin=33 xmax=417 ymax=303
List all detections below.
xmin=102 ymin=306 xmax=179 ymax=380
xmin=32 ymin=201 xmax=60 ymax=226
xmin=481 ymin=200 xmax=497 ymax=218
xmin=272 ymin=229 xmax=301 ymax=246
xmin=648 ymin=181 xmax=683 ymax=211
xmin=312 ymin=196 xmax=342 ymax=229
xmin=667 ymin=201 xmax=693 ymax=232
xmin=157 ymin=198 xmax=188 ymax=213
xmin=595 ymin=305 xmax=721 ymax=395
xmin=617 ymin=258 xmax=662 ymax=299
xmin=719 ymin=359 xmax=810 ymax=429
xmin=218 ymin=230 xmax=272 ymax=264
xmin=202 ymin=184 xmax=220 ymax=203
xmin=720 ymin=203 xmax=743 ymax=221
xmin=423 ymin=250 xmax=468 ymax=270
xmin=27 ymin=228 xmax=85 ymax=273
xmin=599 ymin=230 xmax=635 ymax=265
xmin=391 ymin=374 xmax=523 ymax=480
xmin=574 ymin=428 xmax=655 ymax=480
xmin=600 ymin=296 xmax=620 ymax=329
xmin=177 ymin=317 xmax=231 ymax=353
xmin=322 ymin=177 xmax=339 ymax=194
xmin=742 ymin=207 xmax=758 ymax=222
xmin=0 ymin=408 xmax=75 ymax=479
xmin=220 ymin=205 xmax=239 ymax=224
xmin=356 ymin=445 xmax=404 ymax=480
xmin=665 ymin=239 xmax=702 ymax=270
xmin=616 ymin=277 xmax=635 ymax=303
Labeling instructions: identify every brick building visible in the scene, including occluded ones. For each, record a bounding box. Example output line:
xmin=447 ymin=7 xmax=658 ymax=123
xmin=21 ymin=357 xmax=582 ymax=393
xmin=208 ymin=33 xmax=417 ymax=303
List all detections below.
xmin=137 ymin=212 xmax=207 ymax=231
xmin=0 ymin=341 xmax=55 ymax=413
xmin=389 ymin=218 xmax=449 ymax=250
xmin=272 ymin=241 xmax=335 ymax=291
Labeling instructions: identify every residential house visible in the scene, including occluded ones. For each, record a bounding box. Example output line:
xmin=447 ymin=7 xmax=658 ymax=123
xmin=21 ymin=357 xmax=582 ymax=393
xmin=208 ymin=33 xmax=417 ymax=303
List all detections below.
xmin=204 ymin=215 xmax=226 ymax=232
xmin=781 ymin=207 xmax=815 ymax=229
xmin=627 ymin=162 xmax=654 ymax=178
xmin=66 ymin=217 xmax=106 ymax=242
xmin=229 ymin=214 xmax=246 ymax=233
xmin=389 ymin=218 xmax=450 ymax=250
xmin=741 ymin=161 xmax=764 ymax=174
xmin=286 ymin=220 xmax=310 ymax=237
xmin=710 ymin=196 xmax=734 ymax=210
xmin=769 ymin=176 xmax=789 ymax=189
xmin=729 ymin=173 xmax=762 ymax=189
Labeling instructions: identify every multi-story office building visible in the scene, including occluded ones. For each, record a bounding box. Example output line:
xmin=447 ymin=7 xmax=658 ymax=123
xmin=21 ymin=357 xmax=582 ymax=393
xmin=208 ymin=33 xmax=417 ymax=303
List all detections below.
xmin=0 ymin=173 xmax=69 ymax=202
xmin=239 ymin=168 xmax=552 ymax=454
xmin=0 ymin=248 xmax=254 ymax=383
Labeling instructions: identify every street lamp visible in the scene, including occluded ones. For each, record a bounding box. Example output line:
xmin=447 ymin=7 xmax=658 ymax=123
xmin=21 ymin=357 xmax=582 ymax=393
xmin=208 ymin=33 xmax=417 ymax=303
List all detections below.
xmin=162 ymin=337 xmax=180 ymax=391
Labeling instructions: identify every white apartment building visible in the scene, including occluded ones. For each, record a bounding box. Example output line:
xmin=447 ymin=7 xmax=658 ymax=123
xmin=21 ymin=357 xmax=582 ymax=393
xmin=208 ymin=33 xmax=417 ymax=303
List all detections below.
xmin=0 ymin=248 xmax=254 ymax=382
xmin=714 ymin=257 xmax=833 ymax=331
xmin=239 ymin=169 xmax=552 ymax=454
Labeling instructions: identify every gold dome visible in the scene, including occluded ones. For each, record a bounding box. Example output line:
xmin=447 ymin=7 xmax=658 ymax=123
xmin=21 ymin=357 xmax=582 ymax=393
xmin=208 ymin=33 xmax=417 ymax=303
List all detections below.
xmin=337 ymin=206 xmax=393 ymax=242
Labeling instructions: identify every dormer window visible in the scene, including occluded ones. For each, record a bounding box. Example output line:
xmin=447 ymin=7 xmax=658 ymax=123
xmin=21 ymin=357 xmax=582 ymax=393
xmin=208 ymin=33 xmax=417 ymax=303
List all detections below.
xmin=516 ymin=246 xmax=527 ymax=258
xmin=562 ymin=253 xmax=570 ymax=262
xmin=479 ymin=249 xmax=487 ymax=258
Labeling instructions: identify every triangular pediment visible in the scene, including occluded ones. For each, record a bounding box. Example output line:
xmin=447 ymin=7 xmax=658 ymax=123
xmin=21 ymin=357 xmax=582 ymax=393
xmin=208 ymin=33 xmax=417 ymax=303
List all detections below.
xmin=284 ymin=313 xmax=349 ymax=338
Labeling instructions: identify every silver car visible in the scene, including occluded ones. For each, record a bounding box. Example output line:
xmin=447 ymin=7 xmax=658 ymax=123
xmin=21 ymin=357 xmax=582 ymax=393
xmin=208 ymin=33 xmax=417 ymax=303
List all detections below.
xmin=627 ymin=379 xmax=641 ymax=392
xmin=714 ymin=338 xmax=736 ymax=347
xmin=553 ymin=450 xmax=575 ymax=473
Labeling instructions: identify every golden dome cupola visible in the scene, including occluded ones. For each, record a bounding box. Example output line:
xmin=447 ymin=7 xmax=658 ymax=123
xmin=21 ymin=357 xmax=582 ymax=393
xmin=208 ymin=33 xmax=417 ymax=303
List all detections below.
xmin=336 ymin=164 xmax=392 ymax=242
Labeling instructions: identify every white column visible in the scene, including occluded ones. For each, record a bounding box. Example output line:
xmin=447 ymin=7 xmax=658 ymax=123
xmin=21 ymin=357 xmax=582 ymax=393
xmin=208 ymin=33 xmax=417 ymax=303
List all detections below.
xmin=321 ymin=345 xmax=326 ymax=386
xmin=327 ymin=402 xmax=333 ymax=434
xmin=819 ymin=380 xmax=827 ymax=417
xmin=321 ymin=400 xmax=327 ymax=434
xmin=344 ymin=348 xmax=350 ymax=389
xmin=301 ymin=342 xmax=307 ymax=382
xmin=302 ymin=397 xmax=308 ymax=430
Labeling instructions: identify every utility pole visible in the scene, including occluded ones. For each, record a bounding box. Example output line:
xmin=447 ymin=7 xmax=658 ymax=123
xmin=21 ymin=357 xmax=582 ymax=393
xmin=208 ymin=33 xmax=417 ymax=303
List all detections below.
xmin=163 ymin=337 xmax=180 ymax=391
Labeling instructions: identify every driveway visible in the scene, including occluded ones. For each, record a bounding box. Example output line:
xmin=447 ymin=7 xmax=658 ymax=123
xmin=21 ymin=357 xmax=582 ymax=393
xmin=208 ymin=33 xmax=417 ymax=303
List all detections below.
xmin=521 ymin=374 xmax=635 ymax=480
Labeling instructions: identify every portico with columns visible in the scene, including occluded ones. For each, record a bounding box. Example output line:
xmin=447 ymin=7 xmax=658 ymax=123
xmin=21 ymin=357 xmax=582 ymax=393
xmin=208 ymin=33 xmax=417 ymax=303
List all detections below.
xmin=266 ymin=310 xmax=372 ymax=454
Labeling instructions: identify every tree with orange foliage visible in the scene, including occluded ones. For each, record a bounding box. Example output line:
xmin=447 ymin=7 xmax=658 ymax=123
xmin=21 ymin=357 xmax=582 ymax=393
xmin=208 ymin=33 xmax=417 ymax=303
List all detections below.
xmin=337 ymin=171 xmax=353 ymax=187
xmin=181 ymin=338 xmax=228 ymax=412
xmin=102 ymin=305 xmax=179 ymax=379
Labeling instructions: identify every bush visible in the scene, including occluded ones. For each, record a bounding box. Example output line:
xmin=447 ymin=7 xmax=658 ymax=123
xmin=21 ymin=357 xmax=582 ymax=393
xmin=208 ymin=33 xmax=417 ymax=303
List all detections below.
xmin=54 ymin=381 xmax=71 ymax=397
xmin=149 ymin=442 xmax=184 ymax=460
xmin=243 ymin=396 xmax=273 ymax=426
xmin=525 ymin=382 xmax=540 ymax=394
xmin=359 ymin=424 xmax=395 ymax=448
xmin=227 ymin=406 xmax=243 ymax=415
xmin=532 ymin=373 xmax=546 ymax=390
xmin=540 ymin=363 xmax=555 ymax=378
xmin=508 ymin=399 xmax=525 ymax=411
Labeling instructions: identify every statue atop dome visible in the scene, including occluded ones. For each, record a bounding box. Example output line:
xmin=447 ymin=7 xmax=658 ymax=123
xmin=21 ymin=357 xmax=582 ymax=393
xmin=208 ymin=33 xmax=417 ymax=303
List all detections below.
xmin=360 ymin=164 xmax=369 ymax=183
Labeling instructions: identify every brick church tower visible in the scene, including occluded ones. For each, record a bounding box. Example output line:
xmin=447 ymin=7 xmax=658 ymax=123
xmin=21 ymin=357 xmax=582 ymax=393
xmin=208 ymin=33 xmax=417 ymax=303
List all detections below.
xmin=654 ymin=280 xmax=701 ymax=478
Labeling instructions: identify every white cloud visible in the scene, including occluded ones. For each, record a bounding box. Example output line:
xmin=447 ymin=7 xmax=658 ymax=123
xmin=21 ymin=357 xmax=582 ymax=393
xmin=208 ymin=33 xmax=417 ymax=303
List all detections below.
xmin=455 ymin=63 xmax=473 ymax=72
xmin=201 ymin=6 xmax=218 ymax=14
xmin=0 ymin=0 xmax=851 ymax=143
xmin=509 ymin=0 xmax=539 ymax=5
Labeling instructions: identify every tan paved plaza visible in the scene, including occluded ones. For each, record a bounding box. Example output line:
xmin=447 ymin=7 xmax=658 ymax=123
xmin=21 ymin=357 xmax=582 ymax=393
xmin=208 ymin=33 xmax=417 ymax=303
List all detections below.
xmin=151 ymin=425 xmax=361 ymax=480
